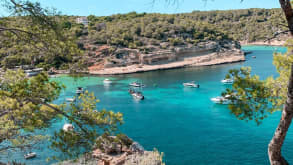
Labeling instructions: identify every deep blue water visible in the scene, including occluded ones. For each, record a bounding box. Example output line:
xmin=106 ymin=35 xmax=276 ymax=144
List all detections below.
xmin=2 ymin=46 xmax=292 ymax=165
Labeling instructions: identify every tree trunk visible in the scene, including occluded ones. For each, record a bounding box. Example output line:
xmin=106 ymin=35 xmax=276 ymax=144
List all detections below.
xmin=268 ymin=1 xmax=293 ymax=164
xmin=279 ymin=0 xmax=293 ymax=35
xmin=268 ymin=64 xmax=293 ymax=165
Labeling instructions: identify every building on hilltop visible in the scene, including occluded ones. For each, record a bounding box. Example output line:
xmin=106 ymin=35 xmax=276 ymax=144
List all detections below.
xmin=76 ymin=16 xmax=89 ymax=26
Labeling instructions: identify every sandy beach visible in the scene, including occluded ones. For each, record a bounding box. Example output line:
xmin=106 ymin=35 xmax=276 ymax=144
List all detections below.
xmin=89 ymin=52 xmax=245 ymax=75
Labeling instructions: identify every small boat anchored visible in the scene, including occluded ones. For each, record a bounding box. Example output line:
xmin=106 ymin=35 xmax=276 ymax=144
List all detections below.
xmin=129 ymin=82 xmax=146 ymax=88
xmin=24 ymin=68 xmax=43 ymax=77
xmin=183 ymin=81 xmax=200 ymax=88
xmin=221 ymin=78 xmax=234 ymax=84
xmin=103 ymin=78 xmax=112 ymax=84
xmin=49 ymin=75 xmax=58 ymax=78
xmin=211 ymin=95 xmax=232 ymax=104
xmin=76 ymin=87 xmax=84 ymax=94
xmin=24 ymin=152 xmax=37 ymax=159
xmin=66 ymin=98 xmax=75 ymax=102
xmin=63 ymin=123 xmax=74 ymax=132
xmin=129 ymin=89 xmax=144 ymax=100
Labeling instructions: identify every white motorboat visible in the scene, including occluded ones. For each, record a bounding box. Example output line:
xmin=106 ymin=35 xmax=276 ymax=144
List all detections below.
xmin=129 ymin=82 xmax=145 ymax=87
xmin=24 ymin=152 xmax=37 ymax=159
xmin=76 ymin=87 xmax=84 ymax=94
xmin=49 ymin=75 xmax=58 ymax=78
xmin=25 ymin=70 xmax=39 ymax=77
xmin=103 ymin=79 xmax=112 ymax=84
xmin=132 ymin=92 xmax=144 ymax=100
xmin=221 ymin=79 xmax=234 ymax=84
xmin=63 ymin=123 xmax=74 ymax=132
xmin=66 ymin=98 xmax=75 ymax=102
xmin=129 ymin=89 xmax=144 ymax=100
xmin=211 ymin=95 xmax=232 ymax=104
xmin=24 ymin=68 xmax=43 ymax=77
xmin=183 ymin=81 xmax=200 ymax=88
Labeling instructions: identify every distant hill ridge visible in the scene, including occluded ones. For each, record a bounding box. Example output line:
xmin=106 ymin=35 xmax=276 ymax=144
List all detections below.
xmin=79 ymin=8 xmax=286 ymax=46
xmin=0 ymin=8 xmax=287 ymax=70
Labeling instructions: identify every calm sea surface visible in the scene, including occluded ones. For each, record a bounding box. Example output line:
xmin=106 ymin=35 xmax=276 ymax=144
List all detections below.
xmin=2 ymin=46 xmax=292 ymax=165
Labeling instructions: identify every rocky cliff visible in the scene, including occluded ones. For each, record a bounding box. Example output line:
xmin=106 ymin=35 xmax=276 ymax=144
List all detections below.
xmin=86 ymin=39 xmax=244 ymax=75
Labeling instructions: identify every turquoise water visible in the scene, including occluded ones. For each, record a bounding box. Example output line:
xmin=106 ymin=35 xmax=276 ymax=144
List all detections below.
xmin=2 ymin=46 xmax=292 ymax=165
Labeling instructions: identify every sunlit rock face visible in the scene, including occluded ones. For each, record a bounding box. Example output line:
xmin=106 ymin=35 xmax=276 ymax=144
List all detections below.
xmin=87 ymin=39 xmax=244 ymax=69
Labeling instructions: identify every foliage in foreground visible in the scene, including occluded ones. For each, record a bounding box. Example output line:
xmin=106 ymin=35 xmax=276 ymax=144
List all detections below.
xmin=224 ymin=40 xmax=293 ymax=124
xmin=0 ymin=1 xmax=83 ymax=70
xmin=0 ymin=70 xmax=123 ymax=160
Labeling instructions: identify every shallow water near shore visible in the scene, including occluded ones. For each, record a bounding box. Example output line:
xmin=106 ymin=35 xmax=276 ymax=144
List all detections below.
xmin=2 ymin=46 xmax=293 ymax=165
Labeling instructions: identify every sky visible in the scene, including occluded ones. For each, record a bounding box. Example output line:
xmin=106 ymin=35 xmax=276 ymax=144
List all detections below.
xmin=1 ymin=0 xmax=281 ymax=16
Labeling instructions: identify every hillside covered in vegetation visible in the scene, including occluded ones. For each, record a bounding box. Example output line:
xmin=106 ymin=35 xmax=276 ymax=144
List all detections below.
xmin=0 ymin=8 xmax=286 ymax=70
xmin=76 ymin=8 xmax=285 ymax=72
xmin=81 ymin=8 xmax=286 ymax=47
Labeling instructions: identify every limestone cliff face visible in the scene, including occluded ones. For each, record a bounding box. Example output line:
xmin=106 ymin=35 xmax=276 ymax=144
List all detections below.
xmin=86 ymin=39 xmax=243 ymax=70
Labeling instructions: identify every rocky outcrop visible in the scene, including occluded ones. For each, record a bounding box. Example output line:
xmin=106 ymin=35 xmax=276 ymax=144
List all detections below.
xmin=87 ymin=40 xmax=244 ymax=75
xmin=54 ymin=135 xmax=164 ymax=165
xmin=124 ymin=150 xmax=163 ymax=165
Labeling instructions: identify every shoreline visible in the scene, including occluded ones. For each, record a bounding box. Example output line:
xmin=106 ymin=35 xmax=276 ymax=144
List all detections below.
xmin=85 ymin=41 xmax=285 ymax=76
xmin=55 ymin=45 xmax=284 ymax=76
xmin=240 ymin=40 xmax=286 ymax=46
xmin=89 ymin=52 xmax=245 ymax=75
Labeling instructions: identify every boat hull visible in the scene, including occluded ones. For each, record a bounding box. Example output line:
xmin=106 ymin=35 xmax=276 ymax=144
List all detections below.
xmin=24 ymin=153 xmax=37 ymax=159
xmin=211 ymin=97 xmax=231 ymax=104
xmin=221 ymin=79 xmax=234 ymax=84
xmin=129 ymin=82 xmax=145 ymax=87
xmin=183 ymin=83 xmax=200 ymax=88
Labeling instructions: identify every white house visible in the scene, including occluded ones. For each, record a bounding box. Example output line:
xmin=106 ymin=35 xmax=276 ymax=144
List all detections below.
xmin=76 ymin=17 xmax=89 ymax=26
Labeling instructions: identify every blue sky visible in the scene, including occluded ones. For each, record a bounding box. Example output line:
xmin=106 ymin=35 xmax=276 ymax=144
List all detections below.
xmin=1 ymin=0 xmax=281 ymax=16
